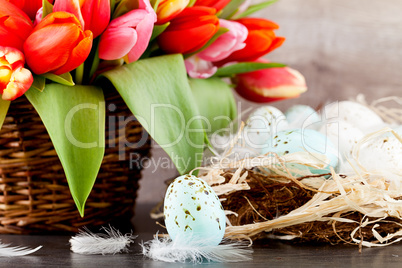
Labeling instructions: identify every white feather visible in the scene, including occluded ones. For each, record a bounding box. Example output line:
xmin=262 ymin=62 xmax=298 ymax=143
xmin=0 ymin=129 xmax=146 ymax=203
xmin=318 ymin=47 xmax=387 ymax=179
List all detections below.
xmin=69 ymin=226 xmax=136 ymax=255
xmin=141 ymin=235 xmax=253 ymax=263
xmin=0 ymin=241 xmax=41 ymax=257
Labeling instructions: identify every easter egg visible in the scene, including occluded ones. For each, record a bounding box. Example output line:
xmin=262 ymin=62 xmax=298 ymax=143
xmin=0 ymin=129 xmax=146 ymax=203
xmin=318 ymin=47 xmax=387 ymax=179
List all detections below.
xmin=323 ymin=101 xmax=383 ymax=132
xmin=164 ymin=175 xmax=226 ymax=246
xmin=261 ymin=129 xmax=339 ymax=174
xmin=320 ymin=120 xmax=364 ymax=159
xmin=358 ymin=134 xmax=402 ymax=174
xmin=243 ymin=106 xmax=289 ymax=151
xmin=285 ymin=105 xmax=321 ymax=130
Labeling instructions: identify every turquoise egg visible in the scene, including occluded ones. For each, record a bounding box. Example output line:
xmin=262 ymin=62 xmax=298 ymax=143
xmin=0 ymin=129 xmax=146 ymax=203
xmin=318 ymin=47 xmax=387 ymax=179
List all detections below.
xmin=285 ymin=105 xmax=321 ymax=129
xmin=261 ymin=129 xmax=339 ymax=174
xmin=163 ymin=175 xmax=226 ymax=246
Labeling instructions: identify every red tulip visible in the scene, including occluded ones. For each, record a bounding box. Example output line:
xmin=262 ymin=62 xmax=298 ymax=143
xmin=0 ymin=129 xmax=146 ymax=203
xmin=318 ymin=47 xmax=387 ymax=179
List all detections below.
xmin=194 ymin=0 xmax=230 ymax=11
xmin=221 ymin=18 xmax=285 ymax=63
xmin=0 ymin=0 xmax=33 ymax=51
xmin=158 ymin=7 xmax=219 ymax=54
xmin=81 ymin=0 xmax=110 ymax=38
xmin=23 ymin=11 xmax=93 ymax=75
xmin=53 ymin=0 xmax=110 ymax=38
xmin=0 ymin=46 xmax=33 ymax=101
xmin=234 ymin=59 xmax=307 ymax=103
xmin=7 ymin=0 xmax=54 ymax=20
xmin=155 ymin=0 xmax=189 ymax=25
xmin=98 ymin=1 xmax=156 ymax=63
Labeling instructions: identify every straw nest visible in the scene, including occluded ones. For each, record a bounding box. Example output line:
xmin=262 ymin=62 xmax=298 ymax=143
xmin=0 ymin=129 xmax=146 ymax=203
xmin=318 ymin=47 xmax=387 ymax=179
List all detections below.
xmin=196 ymin=96 xmax=402 ymax=248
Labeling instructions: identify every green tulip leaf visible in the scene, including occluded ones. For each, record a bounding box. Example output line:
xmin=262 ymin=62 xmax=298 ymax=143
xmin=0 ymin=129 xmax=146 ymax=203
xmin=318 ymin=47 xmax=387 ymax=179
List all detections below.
xmin=233 ymin=0 xmax=278 ymax=19
xmin=32 ymin=75 xmax=46 ymax=92
xmin=214 ymin=62 xmax=286 ymax=77
xmin=150 ymin=22 xmax=170 ymax=41
xmin=220 ymin=0 xmax=246 ymax=19
xmin=101 ymin=54 xmax=204 ymax=175
xmin=188 ymin=0 xmax=196 ymax=7
xmin=42 ymin=0 xmax=53 ymax=19
xmin=42 ymin=72 xmax=75 ymax=86
xmin=189 ymin=78 xmax=237 ymax=134
xmin=0 ymin=98 xmax=10 ymax=131
xmin=25 ymin=84 xmax=105 ymax=217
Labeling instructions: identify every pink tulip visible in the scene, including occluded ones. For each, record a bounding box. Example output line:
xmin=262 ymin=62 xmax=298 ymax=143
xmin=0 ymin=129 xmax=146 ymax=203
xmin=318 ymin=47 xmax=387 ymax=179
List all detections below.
xmin=98 ymin=0 xmax=156 ymax=63
xmin=53 ymin=0 xmax=110 ymax=37
xmin=0 ymin=46 xmax=33 ymax=101
xmin=234 ymin=59 xmax=307 ymax=103
xmin=184 ymin=56 xmax=217 ymax=79
xmin=185 ymin=19 xmax=248 ymax=78
xmin=198 ymin=19 xmax=248 ymax=62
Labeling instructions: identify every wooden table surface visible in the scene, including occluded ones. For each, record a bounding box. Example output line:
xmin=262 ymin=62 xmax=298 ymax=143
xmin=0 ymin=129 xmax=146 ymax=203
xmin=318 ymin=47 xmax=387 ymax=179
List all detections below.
xmin=1 ymin=203 xmax=402 ymax=267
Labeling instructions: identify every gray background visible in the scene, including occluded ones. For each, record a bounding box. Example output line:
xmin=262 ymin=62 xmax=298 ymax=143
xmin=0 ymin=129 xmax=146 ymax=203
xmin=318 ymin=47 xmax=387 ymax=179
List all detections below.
xmin=137 ymin=0 xmax=402 ymax=203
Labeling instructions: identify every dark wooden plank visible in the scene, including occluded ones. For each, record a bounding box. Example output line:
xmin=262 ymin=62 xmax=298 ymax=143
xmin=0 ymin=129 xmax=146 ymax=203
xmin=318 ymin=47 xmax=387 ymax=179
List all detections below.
xmin=1 ymin=203 xmax=402 ymax=267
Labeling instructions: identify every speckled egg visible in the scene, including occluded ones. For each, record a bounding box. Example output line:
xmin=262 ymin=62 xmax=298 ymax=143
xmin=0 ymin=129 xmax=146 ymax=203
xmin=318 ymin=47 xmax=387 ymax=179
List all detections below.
xmin=358 ymin=134 xmax=402 ymax=174
xmin=285 ymin=105 xmax=321 ymax=130
xmin=261 ymin=128 xmax=339 ymax=174
xmin=320 ymin=120 xmax=364 ymax=159
xmin=163 ymin=175 xmax=226 ymax=246
xmin=243 ymin=106 xmax=289 ymax=151
xmin=323 ymin=101 xmax=383 ymax=132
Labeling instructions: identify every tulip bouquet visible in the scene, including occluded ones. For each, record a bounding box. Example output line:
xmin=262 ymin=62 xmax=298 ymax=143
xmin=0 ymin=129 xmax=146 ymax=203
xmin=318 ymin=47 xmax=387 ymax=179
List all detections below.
xmin=0 ymin=0 xmax=306 ymax=216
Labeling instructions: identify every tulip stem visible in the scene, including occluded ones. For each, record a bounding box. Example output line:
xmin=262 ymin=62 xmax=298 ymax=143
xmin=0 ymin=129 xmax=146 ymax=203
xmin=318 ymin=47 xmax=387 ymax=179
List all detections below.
xmin=75 ymin=63 xmax=84 ymax=85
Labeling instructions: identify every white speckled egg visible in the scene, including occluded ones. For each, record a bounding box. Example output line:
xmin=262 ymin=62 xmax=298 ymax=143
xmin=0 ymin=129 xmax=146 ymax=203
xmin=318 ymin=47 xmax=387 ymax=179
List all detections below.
xmin=243 ymin=106 xmax=289 ymax=151
xmin=320 ymin=120 xmax=364 ymax=159
xmin=323 ymin=101 xmax=383 ymax=132
xmin=285 ymin=105 xmax=321 ymax=130
xmin=261 ymin=129 xmax=338 ymax=174
xmin=358 ymin=134 xmax=402 ymax=174
xmin=164 ymin=175 xmax=226 ymax=246
xmin=393 ymin=126 xmax=402 ymax=137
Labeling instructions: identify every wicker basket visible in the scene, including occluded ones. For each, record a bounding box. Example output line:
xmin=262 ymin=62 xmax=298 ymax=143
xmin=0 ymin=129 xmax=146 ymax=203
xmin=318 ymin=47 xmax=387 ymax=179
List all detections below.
xmin=0 ymin=89 xmax=150 ymax=234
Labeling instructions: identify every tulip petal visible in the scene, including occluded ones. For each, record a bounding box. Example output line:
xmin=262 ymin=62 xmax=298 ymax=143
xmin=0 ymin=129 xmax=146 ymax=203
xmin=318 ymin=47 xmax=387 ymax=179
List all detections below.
xmin=159 ymin=23 xmax=219 ymax=54
xmin=127 ymin=13 xmax=155 ymax=62
xmin=81 ymin=0 xmax=110 ymax=38
xmin=184 ymin=56 xmax=217 ymax=79
xmin=53 ymin=0 xmax=85 ymax=28
xmin=53 ymin=30 xmax=93 ymax=75
xmin=2 ymin=67 xmax=33 ymax=101
xmin=99 ymin=27 xmax=138 ymax=60
xmin=24 ymin=24 xmax=81 ymax=74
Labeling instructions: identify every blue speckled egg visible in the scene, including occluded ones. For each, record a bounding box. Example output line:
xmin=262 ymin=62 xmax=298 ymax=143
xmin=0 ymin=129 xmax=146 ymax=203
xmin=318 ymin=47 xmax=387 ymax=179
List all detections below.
xmin=285 ymin=105 xmax=321 ymax=129
xmin=261 ymin=129 xmax=339 ymax=174
xmin=163 ymin=175 xmax=226 ymax=246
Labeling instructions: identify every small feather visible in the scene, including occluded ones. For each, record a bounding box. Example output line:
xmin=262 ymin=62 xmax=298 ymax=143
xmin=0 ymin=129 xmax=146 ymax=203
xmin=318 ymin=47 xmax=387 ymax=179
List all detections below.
xmin=0 ymin=242 xmax=42 ymax=257
xmin=141 ymin=235 xmax=253 ymax=263
xmin=70 ymin=226 xmax=136 ymax=255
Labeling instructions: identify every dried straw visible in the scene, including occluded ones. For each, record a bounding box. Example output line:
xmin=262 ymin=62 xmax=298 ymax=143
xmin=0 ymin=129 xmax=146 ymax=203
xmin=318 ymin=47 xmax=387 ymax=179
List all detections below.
xmin=194 ymin=97 xmax=402 ymax=247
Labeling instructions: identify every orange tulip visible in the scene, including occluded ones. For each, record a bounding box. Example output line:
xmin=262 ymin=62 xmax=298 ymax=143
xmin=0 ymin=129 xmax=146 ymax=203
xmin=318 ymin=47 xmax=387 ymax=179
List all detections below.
xmin=157 ymin=7 xmax=219 ymax=54
xmin=7 ymin=0 xmax=54 ymax=20
xmin=221 ymin=18 xmax=285 ymax=63
xmin=0 ymin=0 xmax=33 ymax=51
xmin=194 ymin=0 xmax=230 ymax=11
xmin=156 ymin=0 xmax=189 ymax=25
xmin=0 ymin=46 xmax=33 ymax=101
xmin=23 ymin=11 xmax=93 ymax=75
